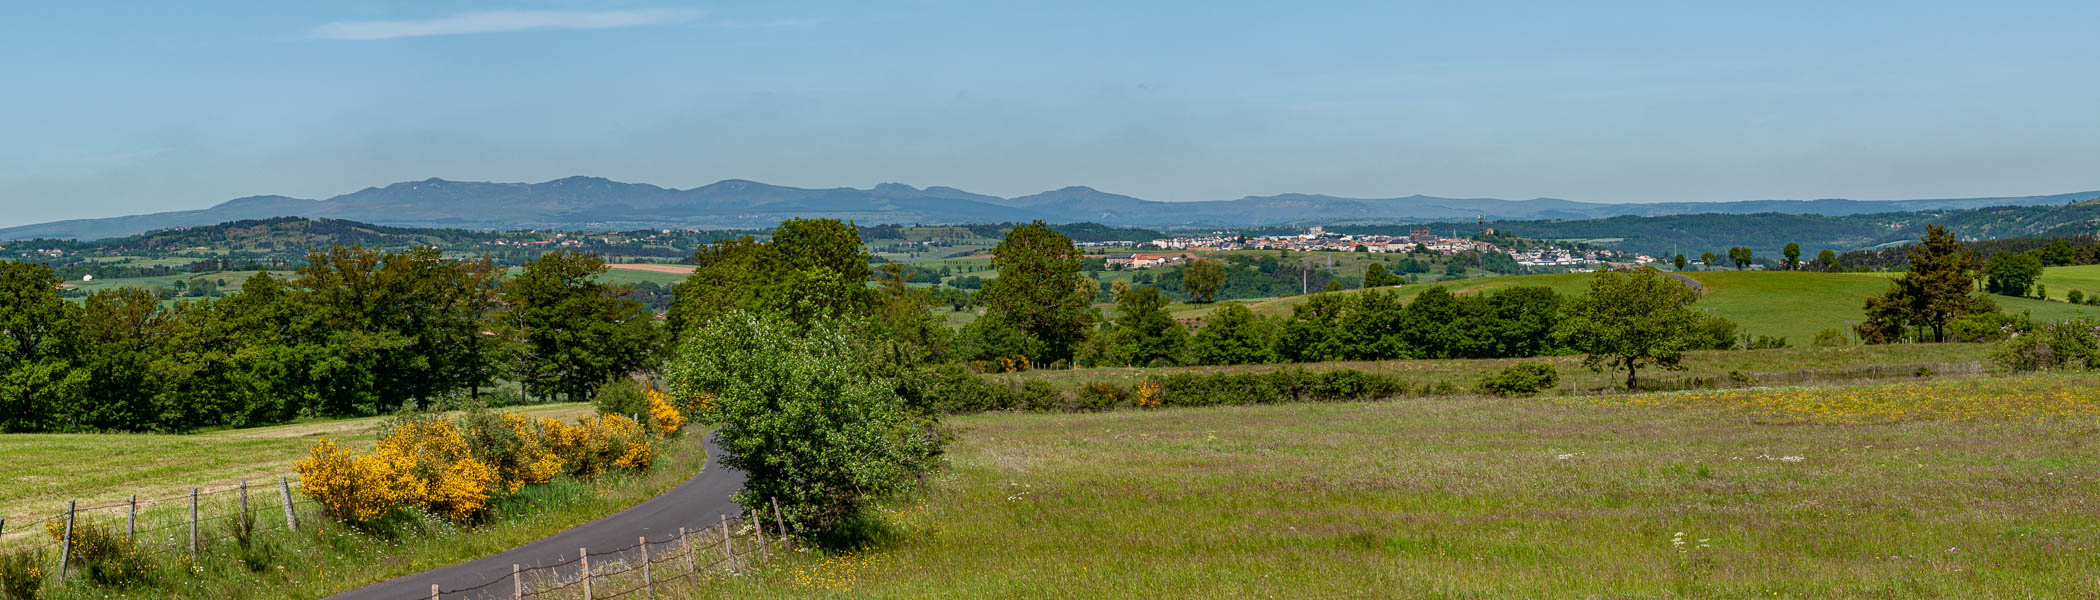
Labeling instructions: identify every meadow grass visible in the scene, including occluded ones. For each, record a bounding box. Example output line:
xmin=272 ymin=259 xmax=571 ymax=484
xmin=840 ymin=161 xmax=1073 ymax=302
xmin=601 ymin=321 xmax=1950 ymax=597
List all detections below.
xmin=993 ymin=343 xmax=1995 ymax=396
xmin=0 ymin=403 xmax=593 ymax=526
xmin=2038 ymin=264 xmax=2100 ymax=302
xmin=683 ymin=373 xmax=2100 ymax=599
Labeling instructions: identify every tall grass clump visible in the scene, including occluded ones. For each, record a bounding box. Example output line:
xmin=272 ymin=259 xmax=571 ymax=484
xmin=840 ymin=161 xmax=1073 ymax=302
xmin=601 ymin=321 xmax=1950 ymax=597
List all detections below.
xmin=0 ymin=549 xmax=47 ymax=599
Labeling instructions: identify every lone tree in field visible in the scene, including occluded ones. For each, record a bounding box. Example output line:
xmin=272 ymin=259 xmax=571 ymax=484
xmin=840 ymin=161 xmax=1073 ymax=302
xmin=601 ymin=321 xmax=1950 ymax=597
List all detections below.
xmin=1673 ymin=254 xmax=1687 ymax=271
xmin=1855 ymin=225 xmax=1987 ymax=343
xmin=1783 ymin=243 xmax=1802 ymax=270
xmin=980 ymin=221 xmax=1096 ymax=362
xmin=1700 ymin=251 xmax=1719 ymax=270
xmin=1984 ymin=250 xmax=2044 ymax=297
xmin=1181 ymin=258 xmax=1227 ymax=303
xmin=1556 ymin=267 xmax=1707 ymax=390
xmin=1817 ymin=249 xmax=1839 ymax=272
xmin=1728 ymin=246 xmax=1753 ymax=270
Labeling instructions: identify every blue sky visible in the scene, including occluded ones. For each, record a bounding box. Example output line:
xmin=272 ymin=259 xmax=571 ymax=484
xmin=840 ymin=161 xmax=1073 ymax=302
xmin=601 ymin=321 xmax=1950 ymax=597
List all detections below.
xmin=4 ymin=1 xmax=2099 ymax=227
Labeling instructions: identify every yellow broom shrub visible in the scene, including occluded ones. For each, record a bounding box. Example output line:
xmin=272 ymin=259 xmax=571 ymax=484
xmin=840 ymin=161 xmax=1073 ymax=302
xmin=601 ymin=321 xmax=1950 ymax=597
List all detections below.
xmin=644 ymin=387 xmax=686 ymax=435
xmin=293 ymin=438 xmax=422 ymax=524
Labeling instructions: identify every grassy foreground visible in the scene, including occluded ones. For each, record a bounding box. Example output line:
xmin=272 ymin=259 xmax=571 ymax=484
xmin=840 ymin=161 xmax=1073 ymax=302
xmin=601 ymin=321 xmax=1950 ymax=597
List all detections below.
xmin=688 ymin=373 xmax=2100 ymax=598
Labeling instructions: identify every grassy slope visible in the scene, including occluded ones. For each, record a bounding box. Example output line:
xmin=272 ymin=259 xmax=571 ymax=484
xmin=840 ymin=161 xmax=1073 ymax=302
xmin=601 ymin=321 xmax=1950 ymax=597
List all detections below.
xmin=2039 ymin=264 xmax=2100 ymax=301
xmin=0 ymin=403 xmax=592 ymax=523
xmin=1173 ymin=270 xmax=2100 ymax=342
xmin=699 ymin=374 xmax=2100 ymax=598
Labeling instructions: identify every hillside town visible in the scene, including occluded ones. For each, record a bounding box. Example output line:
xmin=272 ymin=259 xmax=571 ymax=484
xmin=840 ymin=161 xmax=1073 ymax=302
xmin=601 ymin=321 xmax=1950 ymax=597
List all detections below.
xmin=1091 ymin=226 xmax=1646 ymax=270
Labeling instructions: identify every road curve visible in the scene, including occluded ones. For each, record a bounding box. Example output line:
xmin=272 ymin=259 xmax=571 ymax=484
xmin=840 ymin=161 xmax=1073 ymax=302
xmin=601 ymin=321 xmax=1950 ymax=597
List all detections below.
xmin=325 ymin=433 xmax=747 ymax=600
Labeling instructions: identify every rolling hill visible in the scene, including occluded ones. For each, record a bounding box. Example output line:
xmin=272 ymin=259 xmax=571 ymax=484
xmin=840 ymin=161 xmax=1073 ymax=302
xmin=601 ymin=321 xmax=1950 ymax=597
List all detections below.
xmin=5 ymin=174 xmax=2096 ymax=241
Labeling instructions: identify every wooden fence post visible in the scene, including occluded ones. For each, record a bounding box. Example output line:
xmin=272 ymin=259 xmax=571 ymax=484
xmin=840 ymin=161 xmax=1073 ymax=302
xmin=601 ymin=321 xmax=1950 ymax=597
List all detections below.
xmin=679 ymin=528 xmax=696 ymax=576
xmin=751 ymin=509 xmax=767 ymax=561
xmin=189 ymin=488 xmax=199 ymax=555
xmin=771 ymin=497 xmax=790 ymax=552
xmin=640 ymin=536 xmax=654 ymax=599
xmin=512 ymin=564 xmax=522 ymax=599
xmin=128 ymin=494 xmax=137 ymax=540
xmin=280 ymin=477 xmax=299 ymax=531
xmin=580 ymin=547 xmax=592 ymax=599
xmin=239 ymin=480 xmax=250 ymax=524
xmin=59 ymin=500 xmax=75 ymax=579
xmin=718 ymin=515 xmax=737 ymax=573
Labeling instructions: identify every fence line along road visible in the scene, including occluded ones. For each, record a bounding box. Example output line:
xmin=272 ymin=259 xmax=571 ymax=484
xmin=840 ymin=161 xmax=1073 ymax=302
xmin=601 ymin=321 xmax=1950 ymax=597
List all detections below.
xmin=326 ymin=431 xmax=750 ymax=600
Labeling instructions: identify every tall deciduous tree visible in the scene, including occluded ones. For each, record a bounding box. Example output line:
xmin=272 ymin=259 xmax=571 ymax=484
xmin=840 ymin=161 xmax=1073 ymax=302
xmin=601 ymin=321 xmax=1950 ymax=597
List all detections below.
xmin=1106 ymin=286 xmax=1186 ymax=367
xmin=1673 ymin=254 xmax=1688 ymax=271
xmin=0 ymin=260 xmax=86 ymax=433
xmin=1817 ymin=249 xmax=1838 ymax=272
xmin=980 ymin=221 xmax=1096 ymax=362
xmin=1180 ymin=258 xmax=1226 ymax=302
xmin=1557 ymin=267 xmax=1712 ymax=389
xmin=1728 ymin=246 xmax=1753 ymax=270
xmin=1189 ymin=303 xmax=1272 ymax=365
xmin=1783 ymin=243 xmax=1802 ymax=270
xmin=1700 ymin=251 xmax=1719 ymax=269
xmin=1984 ymin=250 xmax=2044 ymax=297
xmin=506 ymin=250 xmax=663 ymax=402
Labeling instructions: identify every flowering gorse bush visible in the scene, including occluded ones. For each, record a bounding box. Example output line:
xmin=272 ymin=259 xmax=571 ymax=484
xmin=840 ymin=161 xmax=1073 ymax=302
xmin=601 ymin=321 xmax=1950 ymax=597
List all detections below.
xmin=644 ymin=388 xmax=687 ymax=436
xmin=295 ymin=403 xmax=684 ymax=526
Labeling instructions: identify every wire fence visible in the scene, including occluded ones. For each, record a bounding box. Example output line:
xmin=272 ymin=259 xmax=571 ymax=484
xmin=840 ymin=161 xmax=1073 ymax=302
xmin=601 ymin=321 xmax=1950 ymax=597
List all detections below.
xmin=3 ymin=474 xmax=321 ymax=575
xmin=9 ymin=482 xmax=796 ymax=600
xmin=430 ymin=504 xmax=794 ymax=600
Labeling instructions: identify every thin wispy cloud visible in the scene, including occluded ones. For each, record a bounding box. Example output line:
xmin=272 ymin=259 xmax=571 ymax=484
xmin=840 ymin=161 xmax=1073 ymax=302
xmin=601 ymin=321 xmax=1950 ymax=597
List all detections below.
xmin=309 ymin=8 xmax=706 ymax=41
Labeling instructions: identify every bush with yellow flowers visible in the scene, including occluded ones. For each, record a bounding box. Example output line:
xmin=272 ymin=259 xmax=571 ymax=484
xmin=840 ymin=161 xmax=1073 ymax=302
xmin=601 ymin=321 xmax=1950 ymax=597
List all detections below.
xmin=296 ymin=400 xmax=689 ymax=527
xmin=644 ymin=387 xmax=686 ymax=436
xmin=0 ymin=546 xmax=45 ymax=599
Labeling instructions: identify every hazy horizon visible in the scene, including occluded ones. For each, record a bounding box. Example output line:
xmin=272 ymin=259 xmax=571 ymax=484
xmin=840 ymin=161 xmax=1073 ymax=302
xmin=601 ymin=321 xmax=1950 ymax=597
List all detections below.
xmin=6 ymin=1 xmax=2098 ymax=227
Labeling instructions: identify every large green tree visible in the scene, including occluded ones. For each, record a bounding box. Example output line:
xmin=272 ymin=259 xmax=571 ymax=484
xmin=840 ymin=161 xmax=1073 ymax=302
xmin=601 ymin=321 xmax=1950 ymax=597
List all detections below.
xmin=1189 ymin=303 xmax=1272 ymax=365
xmin=1856 ymin=226 xmax=1987 ymax=343
xmin=505 ymin=250 xmax=663 ymax=402
xmin=1817 ymin=249 xmax=1839 ymax=272
xmin=0 ymin=260 xmax=86 ymax=432
xmin=1728 ymin=246 xmax=1753 ymax=270
xmin=1984 ymin=250 xmax=2044 ymax=297
xmin=667 ymin=219 xmax=875 ymax=340
xmin=1180 ymin=259 xmax=1226 ymax=303
xmin=979 ymin=221 xmax=1096 ymax=362
xmin=1556 ymin=267 xmax=1712 ymax=389
xmin=1106 ymin=286 xmax=1187 ymax=367
xmin=1783 ymin=243 xmax=1802 ymax=270
xmin=1363 ymin=262 xmax=1405 ymax=287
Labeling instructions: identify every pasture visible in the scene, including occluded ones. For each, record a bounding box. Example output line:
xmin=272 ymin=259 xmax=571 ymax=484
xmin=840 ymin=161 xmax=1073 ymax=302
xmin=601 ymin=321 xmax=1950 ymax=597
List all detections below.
xmin=698 ymin=373 xmax=2100 ymax=598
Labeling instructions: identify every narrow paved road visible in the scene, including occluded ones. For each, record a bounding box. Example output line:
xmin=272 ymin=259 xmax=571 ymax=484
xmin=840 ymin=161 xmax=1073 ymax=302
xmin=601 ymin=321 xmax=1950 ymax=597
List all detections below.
xmin=325 ymin=433 xmax=747 ymax=600
xmin=1664 ymin=271 xmax=1707 ymax=295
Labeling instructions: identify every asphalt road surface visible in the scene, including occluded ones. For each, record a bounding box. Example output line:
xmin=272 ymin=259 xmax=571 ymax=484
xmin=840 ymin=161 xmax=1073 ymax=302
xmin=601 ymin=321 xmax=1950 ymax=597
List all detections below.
xmin=324 ymin=433 xmax=747 ymax=600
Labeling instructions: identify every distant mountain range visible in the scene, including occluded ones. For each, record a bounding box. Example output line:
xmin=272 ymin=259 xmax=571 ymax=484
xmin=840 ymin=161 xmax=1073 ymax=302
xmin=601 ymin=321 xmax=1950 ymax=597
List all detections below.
xmin=4 ymin=175 xmax=2097 ymax=241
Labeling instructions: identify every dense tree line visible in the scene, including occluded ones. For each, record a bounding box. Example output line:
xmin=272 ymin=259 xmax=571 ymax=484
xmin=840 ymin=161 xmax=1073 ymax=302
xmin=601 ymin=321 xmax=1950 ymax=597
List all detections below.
xmin=1839 ymin=235 xmax=2100 ymax=272
xmin=0 ymin=247 xmax=661 ymax=433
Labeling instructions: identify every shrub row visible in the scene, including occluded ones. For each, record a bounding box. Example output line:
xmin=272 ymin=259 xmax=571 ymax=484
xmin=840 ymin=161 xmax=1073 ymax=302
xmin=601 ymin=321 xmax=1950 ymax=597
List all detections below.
xmin=900 ymin=365 xmax=1421 ymax=414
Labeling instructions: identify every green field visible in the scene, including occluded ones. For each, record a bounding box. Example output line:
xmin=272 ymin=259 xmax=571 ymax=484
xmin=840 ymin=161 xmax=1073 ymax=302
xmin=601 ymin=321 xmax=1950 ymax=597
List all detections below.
xmin=2038 ymin=264 xmax=2100 ymax=302
xmin=691 ymin=373 xmax=2100 ymax=598
xmin=1170 ymin=270 xmax=2100 ymax=343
